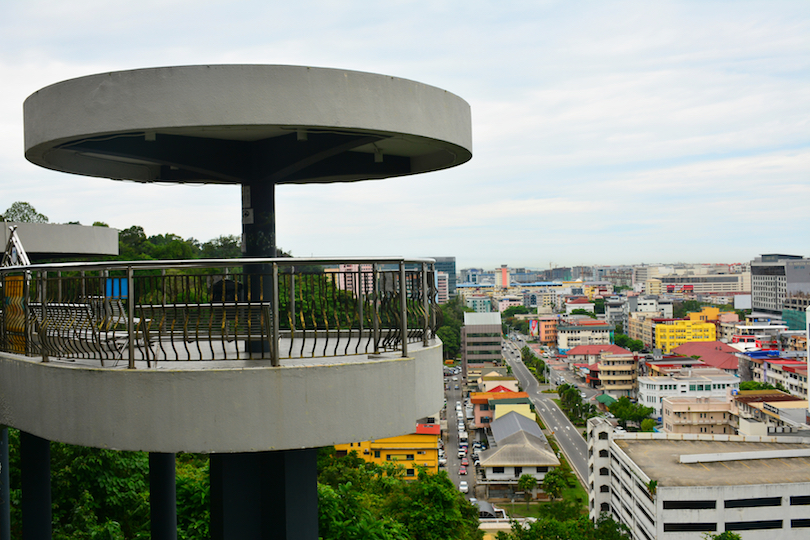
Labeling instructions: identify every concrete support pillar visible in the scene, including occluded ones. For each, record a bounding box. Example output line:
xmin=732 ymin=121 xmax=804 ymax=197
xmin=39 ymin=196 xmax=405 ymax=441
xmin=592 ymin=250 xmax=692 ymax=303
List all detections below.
xmin=149 ymin=453 xmax=177 ymax=540
xmin=241 ymin=182 xmax=276 ymax=355
xmin=0 ymin=427 xmax=10 ymax=540
xmin=20 ymin=432 xmax=50 ymax=540
xmin=210 ymin=449 xmax=317 ymax=540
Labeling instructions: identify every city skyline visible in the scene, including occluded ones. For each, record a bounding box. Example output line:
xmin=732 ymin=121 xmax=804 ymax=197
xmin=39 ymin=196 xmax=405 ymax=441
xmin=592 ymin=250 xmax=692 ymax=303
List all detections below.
xmin=1 ymin=1 xmax=807 ymax=270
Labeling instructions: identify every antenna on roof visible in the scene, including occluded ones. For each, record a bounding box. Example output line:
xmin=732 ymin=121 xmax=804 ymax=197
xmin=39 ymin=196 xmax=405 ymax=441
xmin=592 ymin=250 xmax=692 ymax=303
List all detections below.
xmin=2 ymin=226 xmax=31 ymax=267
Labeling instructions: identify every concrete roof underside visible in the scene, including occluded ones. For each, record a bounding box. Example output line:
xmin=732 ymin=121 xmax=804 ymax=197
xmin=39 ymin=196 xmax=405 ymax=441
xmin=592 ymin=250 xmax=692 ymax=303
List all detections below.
xmin=23 ymin=65 xmax=472 ymax=185
xmin=615 ymin=438 xmax=810 ymax=487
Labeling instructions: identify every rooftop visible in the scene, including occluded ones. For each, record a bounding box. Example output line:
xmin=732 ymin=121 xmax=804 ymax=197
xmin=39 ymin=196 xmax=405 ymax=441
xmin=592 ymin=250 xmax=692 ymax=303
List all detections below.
xmin=615 ymin=436 xmax=810 ymax=487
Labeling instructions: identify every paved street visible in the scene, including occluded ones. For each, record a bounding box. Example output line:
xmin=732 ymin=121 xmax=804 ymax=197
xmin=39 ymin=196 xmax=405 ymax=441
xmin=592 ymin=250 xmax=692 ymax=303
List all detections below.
xmin=501 ymin=337 xmax=589 ymax=485
xmin=443 ymin=373 xmax=478 ymax=500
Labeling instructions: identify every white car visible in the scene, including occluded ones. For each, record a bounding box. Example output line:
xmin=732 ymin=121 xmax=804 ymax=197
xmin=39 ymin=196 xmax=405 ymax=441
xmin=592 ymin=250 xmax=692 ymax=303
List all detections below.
xmin=458 ymin=481 xmax=469 ymax=493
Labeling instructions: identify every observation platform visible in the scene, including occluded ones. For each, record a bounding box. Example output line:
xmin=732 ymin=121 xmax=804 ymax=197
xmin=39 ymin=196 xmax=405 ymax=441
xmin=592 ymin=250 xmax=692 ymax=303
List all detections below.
xmin=0 ymin=257 xmax=444 ymax=453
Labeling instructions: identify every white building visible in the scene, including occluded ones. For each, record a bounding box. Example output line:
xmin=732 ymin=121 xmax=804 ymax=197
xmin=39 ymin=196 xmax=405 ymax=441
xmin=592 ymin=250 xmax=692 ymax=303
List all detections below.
xmin=588 ymin=416 xmax=810 ymax=540
xmin=436 ymin=271 xmax=449 ymax=304
xmin=637 ymin=369 xmax=740 ymax=420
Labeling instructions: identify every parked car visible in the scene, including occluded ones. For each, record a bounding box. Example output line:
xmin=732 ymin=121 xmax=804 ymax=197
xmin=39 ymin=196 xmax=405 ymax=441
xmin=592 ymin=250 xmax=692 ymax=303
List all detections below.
xmin=461 ymin=457 xmax=469 ymax=466
xmin=458 ymin=449 xmax=466 ymax=458
xmin=459 ymin=481 xmax=469 ymax=493
xmin=459 ymin=466 xmax=467 ymax=475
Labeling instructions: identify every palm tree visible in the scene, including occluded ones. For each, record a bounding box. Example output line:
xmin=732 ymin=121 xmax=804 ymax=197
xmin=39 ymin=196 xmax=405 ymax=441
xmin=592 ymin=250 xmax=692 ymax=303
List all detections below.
xmin=517 ymin=474 xmax=537 ymax=510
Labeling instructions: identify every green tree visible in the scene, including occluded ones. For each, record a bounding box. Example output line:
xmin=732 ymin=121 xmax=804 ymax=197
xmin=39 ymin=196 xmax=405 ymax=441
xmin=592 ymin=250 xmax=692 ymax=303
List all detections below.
xmin=570 ymin=308 xmax=596 ymax=319
xmin=517 ymin=474 xmax=537 ymax=509
xmin=609 ymin=397 xmax=654 ymax=428
xmin=200 ymin=235 xmax=242 ymax=259
xmin=2 ymin=201 xmax=49 ymax=223
xmin=593 ymin=298 xmax=606 ymax=315
xmin=702 ymin=533 xmax=742 ymax=540
xmin=503 ymin=305 xmax=530 ymax=318
xmin=640 ymin=418 xmax=656 ymax=432
xmin=739 ymin=381 xmax=776 ymax=391
xmin=541 ymin=468 xmax=567 ymax=500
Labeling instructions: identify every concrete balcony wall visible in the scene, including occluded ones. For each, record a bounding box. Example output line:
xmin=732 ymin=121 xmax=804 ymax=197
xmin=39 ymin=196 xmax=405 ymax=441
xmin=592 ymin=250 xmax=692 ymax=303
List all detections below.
xmin=0 ymin=340 xmax=443 ymax=453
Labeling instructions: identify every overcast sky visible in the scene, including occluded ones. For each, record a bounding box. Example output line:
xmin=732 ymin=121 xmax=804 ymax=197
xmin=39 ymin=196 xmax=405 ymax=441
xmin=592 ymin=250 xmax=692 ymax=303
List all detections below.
xmin=1 ymin=1 xmax=807 ymax=270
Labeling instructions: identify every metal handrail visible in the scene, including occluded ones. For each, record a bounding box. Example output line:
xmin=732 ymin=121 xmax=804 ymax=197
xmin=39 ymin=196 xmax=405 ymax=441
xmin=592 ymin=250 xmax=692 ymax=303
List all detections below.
xmin=0 ymin=257 xmax=440 ymax=369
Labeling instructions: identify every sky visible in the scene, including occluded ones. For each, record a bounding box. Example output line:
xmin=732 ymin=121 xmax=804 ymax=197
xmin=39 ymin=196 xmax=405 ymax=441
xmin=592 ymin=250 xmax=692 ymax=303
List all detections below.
xmin=0 ymin=1 xmax=808 ymax=270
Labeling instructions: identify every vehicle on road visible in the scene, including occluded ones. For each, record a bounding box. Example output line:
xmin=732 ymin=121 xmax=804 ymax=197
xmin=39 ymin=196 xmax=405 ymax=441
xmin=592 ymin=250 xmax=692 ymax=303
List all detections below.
xmin=459 ymin=466 xmax=467 ymax=475
xmin=461 ymin=457 xmax=469 ymax=466
xmin=459 ymin=481 xmax=469 ymax=493
xmin=458 ymin=449 xmax=466 ymax=458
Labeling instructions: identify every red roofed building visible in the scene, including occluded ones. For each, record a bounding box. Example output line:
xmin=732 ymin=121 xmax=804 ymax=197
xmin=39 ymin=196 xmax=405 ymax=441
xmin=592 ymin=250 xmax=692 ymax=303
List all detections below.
xmin=672 ymin=341 xmax=740 ymax=376
xmin=565 ymin=344 xmax=631 ymax=365
xmin=470 ymin=391 xmax=530 ymax=429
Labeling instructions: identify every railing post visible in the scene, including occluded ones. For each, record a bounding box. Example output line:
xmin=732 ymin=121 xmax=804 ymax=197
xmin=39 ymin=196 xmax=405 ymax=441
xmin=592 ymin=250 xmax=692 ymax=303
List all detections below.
xmin=430 ymin=262 xmax=437 ymax=336
xmin=400 ymin=260 xmax=407 ymax=358
xmin=372 ymin=264 xmax=380 ymax=354
xmin=127 ymin=265 xmax=135 ymax=369
xmin=422 ymin=262 xmax=429 ymax=347
xmin=289 ymin=266 xmax=296 ymax=333
xmin=40 ymin=272 xmax=48 ymax=362
xmin=272 ymin=262 xmax=280 ymax=366
xmin=358 ymin=268 xmax=365 ymax=343
xmin=23 ymin=271 xmax=31 ymax=357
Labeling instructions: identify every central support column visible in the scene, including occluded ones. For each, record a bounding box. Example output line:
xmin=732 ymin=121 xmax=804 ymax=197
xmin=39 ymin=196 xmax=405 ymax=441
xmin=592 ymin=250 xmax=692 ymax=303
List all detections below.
xmin=241 ymin=182 xmax=276 ymax=356
xmin=20 ymin=432 xmax=50 ymax=540
xmin=149 ymin=453 xmax=177 ymax=540
xmin=210 ymin=449 xmax=317 ymax=540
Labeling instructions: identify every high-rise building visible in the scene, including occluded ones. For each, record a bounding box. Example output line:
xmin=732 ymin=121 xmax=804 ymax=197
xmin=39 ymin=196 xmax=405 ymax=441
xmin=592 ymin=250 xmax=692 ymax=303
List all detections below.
xmin=751 ymin=254 xmax=810 ymax=317
xmin=432 ymin=256 xmax=457 ymax=297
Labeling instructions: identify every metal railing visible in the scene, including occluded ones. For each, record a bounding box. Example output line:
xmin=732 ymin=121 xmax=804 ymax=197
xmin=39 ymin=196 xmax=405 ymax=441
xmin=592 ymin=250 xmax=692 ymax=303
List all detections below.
xmin=0 ymin=257 xmax=441 ymax=368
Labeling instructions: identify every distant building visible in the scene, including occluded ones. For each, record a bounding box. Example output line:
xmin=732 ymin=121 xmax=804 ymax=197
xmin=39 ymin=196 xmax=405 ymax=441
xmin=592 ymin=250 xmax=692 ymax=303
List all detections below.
xmin=638 ymin=368 xmax=740 ymax=420
xmin=556 ymin=321 xmax=611 ymax=353
xmin=479 ymin=412 xmax=560 ymax=500
xmin=751 ymin=254 xmax=810 ymax=318
xmin=662 ymin=396 xmax=735 ymax=435
xmin=461 ymin=312 xmax=502 ymax=378
xmin=432 ymin=256 xmax=457 ymax=297
xmin=588 ymin=416 xmax=810 ymax=540
xmin=436 ymin=271 xmax=449 ymax=304
xmin=334 ymin=423 xmax=441 ymax=479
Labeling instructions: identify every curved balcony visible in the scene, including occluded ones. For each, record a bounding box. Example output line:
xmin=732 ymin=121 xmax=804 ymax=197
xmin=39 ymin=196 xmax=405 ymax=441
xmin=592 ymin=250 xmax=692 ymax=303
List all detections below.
xmin=0 ymin=257 xmax=444 ymax=453
xmin=1 ymin=257 xmax=440 ymax=368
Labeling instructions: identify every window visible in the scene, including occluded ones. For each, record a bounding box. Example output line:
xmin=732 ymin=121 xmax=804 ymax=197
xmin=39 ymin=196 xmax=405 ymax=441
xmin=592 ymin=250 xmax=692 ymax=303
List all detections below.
xmin=406 ymin=454 xmax=414 ymax=461
xmin=663 ymin=523 xmax=717 ymax=532
xmin=790 ymin=496 xmax=810 ymax=505
xmin=791 ymin=519 xmax=810 ymax=528
xmin=600 ymin=485 xmax=610 ymax=493
xmin=726 ymin=520 xmax=783 ymax=531
xmin=514 ymin=467 xmax=523 ymax=475
xmin=725 ymin=497 xmax=781 ymax=508
xmin=536 ymin=466 xmax=548 ymax=473
xmin=599 ymin=432 xmax=608 ymax=440
xmin=663 ymin=500 xmax=716 ymax=510
xmin=406 ymin=469 xmax=415 ymax=477
xmin=600 ymin=503 xmax=610 ymax=512
xmin=599 ymin=449 xmax=609 ymax=458
xmin=374 ymin=451 xmax=380 ymax=458
xmin=599 ymin=467 xmax=609 ymax=476
xmin=493 ymin=467 xmax=504 ymax=474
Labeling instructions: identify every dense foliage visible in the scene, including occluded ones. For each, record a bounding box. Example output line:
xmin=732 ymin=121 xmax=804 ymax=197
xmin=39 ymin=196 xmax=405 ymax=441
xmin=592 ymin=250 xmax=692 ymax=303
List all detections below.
xmin=1 ymin=201 xmax=49 ymax=223
xmin=557 ymin=384 xmax=596 ymax=425
xmin=521 ymin=346 xmax=547 ymax=383
xmin=437 ymin=296 xmax=472 ymax=359
xmin=318 ymin=450 xmax=483 ymax=540
xmin=496 ymin=513 xmax=631 ymax=540
xmin=613 ymin=332 xmax=644 ymax=352
xmin=5 ymin=429 xmax=208 ymax=539
xmin=608 ymin=397 xmax=654 ymax=428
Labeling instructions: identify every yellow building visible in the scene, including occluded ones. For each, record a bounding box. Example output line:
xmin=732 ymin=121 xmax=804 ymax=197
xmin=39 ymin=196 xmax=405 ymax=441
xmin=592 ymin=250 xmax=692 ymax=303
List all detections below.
xmin=334 ymin=423 xmax=440 ymax=478
xmin=655 ymin=319 xmax=716 ymax=353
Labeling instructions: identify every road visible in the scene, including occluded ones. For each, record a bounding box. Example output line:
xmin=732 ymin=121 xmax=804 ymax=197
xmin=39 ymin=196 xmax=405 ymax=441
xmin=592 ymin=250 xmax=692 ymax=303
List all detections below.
xmin=502 ymin=336 xmax=589 ymax=486
xmin=443 ymin=374 xmax=477 ymax=499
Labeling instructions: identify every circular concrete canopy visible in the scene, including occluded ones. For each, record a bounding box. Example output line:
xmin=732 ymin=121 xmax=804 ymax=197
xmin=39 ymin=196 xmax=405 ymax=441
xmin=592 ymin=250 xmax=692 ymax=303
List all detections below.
xmin=24 ymin=65 xmax=472 ymax=185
